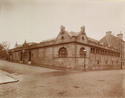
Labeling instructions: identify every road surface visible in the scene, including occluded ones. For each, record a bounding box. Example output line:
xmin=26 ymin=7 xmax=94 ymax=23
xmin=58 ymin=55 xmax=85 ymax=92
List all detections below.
xmin=0 ymin=60 xmax=124 ymax=98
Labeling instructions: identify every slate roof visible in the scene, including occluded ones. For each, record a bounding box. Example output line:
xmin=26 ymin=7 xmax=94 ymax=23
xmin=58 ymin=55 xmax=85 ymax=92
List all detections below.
xmin=10 ymin=30 xmax=122 ymax=52
xmin=68 ymin=32 xmax=79 ymax=37
xmin=99 ymin=34 xmax=121 ymax=50
xmin=87 ymin=37 xmax=99 ymax=45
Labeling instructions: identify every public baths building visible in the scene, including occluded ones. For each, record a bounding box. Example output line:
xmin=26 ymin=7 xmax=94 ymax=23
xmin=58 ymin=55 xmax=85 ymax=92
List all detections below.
xmin=8 ymin=26 xmax=125 ymax=70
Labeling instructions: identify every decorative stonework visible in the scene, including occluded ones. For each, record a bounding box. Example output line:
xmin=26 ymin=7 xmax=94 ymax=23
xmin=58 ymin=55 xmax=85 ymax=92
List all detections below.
xmin=80 ymin=26 xmax=85 ymax=34
xmin=60 ymin=25 xmax=66 ymax=34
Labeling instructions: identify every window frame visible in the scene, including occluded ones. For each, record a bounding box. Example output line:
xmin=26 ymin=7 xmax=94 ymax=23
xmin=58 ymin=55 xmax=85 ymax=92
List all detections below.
xmin=80 ymin=47 xmax=86 ymax=57
xmin=58 ymin=47 xmax=68 ymax=58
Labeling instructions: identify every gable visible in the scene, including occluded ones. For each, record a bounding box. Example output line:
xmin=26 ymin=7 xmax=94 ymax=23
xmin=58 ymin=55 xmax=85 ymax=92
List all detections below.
xmin=56 ymin=32 xmax=71 ymax=41
xmin=56 ymin=25 xmax=71 ymax=43
xmin=76 ymin=32 xmax=88 ymax=43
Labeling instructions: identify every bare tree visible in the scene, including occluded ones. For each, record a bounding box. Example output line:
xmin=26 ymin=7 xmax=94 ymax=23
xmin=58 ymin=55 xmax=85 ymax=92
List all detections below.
xmin=0 ymin=41 xmax=10 ymax=60
xmin=1 ymin=41 xmax=10 ymax=50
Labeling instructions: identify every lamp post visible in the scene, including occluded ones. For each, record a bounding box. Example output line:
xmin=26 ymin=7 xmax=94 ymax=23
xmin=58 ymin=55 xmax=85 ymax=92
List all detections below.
xmin=83 ymin=49 xmax=87 ymax=71
xmin=22 ymin=49 xmax=25 ymax=63
xmin=120 ymin=39 xmax=122 ymax=70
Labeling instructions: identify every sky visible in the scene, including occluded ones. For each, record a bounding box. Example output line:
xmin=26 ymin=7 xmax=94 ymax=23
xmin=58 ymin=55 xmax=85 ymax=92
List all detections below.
xmin=0 ymin=0 xmax=125 ymax=48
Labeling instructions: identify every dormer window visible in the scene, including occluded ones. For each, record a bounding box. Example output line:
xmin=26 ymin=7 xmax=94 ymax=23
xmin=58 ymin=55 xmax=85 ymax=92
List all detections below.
xmin=82 ymin=36 xmax=84 ymax=40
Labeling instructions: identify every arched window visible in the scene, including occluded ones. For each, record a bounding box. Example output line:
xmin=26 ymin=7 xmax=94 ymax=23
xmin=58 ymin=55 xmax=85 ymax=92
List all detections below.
xmin=58 ymin=47 xmax=67 ymax=57
xmin=82 ymin=36 xmax=84 ymax=40
xmin=80 ymin=47 xmax=86 ymax=57
xmin=61 ymin=36 xmax=64 ymax=40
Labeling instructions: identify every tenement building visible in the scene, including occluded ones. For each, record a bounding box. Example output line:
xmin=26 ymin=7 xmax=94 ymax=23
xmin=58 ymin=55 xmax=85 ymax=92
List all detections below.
xmin=8 ymin=26 xmax=125 ymax=70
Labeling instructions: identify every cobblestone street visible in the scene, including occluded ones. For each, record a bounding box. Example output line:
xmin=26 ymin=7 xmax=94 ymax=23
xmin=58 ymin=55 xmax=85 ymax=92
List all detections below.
xmin=0 ymin=60 xmax=124 ymax=98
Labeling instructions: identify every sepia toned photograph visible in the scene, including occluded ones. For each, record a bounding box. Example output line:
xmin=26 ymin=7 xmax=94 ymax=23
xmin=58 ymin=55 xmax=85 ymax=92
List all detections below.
xmin=0 ymin=0 xmax=125 ymax=98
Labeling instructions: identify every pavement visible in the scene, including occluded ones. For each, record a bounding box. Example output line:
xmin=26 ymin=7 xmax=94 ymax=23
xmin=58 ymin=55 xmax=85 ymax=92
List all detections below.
xmin=0 ymin=70 xmax=18 ymax=85
xmin=123 ymin=71 xmax=125 ymax=97
xmin=0 ymin=60 xmax=125 ymax=98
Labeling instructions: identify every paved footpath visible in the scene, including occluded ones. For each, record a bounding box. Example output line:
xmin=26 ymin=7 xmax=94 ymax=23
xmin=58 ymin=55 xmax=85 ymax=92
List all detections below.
xmin=123 ymin=71 xmax=125 ymax=97
xmin=0 ymin=70 xmax=18 ymax=85
xmin=0 ymin=60 xmax=125 ymax=98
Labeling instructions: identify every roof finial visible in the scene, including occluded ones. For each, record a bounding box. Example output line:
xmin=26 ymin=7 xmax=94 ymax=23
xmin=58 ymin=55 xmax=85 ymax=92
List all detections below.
xmin=81 ymin=26 xmax=85 ymax=33
xmin=120 ymin=31 xmax=122 ymax=34
xmin=60 ymin=25 xmax=65 ymax=33
xmin=24 ymin=40 xmax=27 ymax=44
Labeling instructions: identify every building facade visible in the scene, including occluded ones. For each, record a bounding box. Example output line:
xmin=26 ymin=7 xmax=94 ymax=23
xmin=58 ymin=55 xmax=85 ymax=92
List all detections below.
xmin=8 ymin=26 xmax=125 ymax=70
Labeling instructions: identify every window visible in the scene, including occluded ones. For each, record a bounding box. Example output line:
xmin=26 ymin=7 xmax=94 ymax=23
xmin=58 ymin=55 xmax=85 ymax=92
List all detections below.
xmin=29 ymin=51 xmax=31 ymax=61
xmin=58 ymin=47 xmax=67 ymax=57
xmin=61 ymin=36 xmax=64 ymax=40
xmin=97 ymin=60 xmax=100 ymax=64
xmin=80 ymin=47 xmax=86 ymax=57
xmin=91 ymin=48 xmax=95 ymax=53
xmin=82 ymin=36 xmax=84 ymax=40
xmin=91 ymin=48 xmax=93 ymax=53
xmin=20 ymin=51 xmax=23 ymax=61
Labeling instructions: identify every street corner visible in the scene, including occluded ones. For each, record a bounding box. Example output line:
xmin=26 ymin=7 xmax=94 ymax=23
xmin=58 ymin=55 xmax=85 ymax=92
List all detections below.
xmin=0 ymin=70 xmax=19 ymax=85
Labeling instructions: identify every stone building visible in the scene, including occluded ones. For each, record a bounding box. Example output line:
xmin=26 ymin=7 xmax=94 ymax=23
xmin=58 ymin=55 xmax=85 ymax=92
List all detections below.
xmin=8 ymin=26 xmax=125 ymax=70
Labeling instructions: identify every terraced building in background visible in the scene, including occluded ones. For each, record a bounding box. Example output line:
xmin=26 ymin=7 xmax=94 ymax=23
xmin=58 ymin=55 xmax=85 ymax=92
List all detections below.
xmin=8 ymin=26 xmax=125 ymax=70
